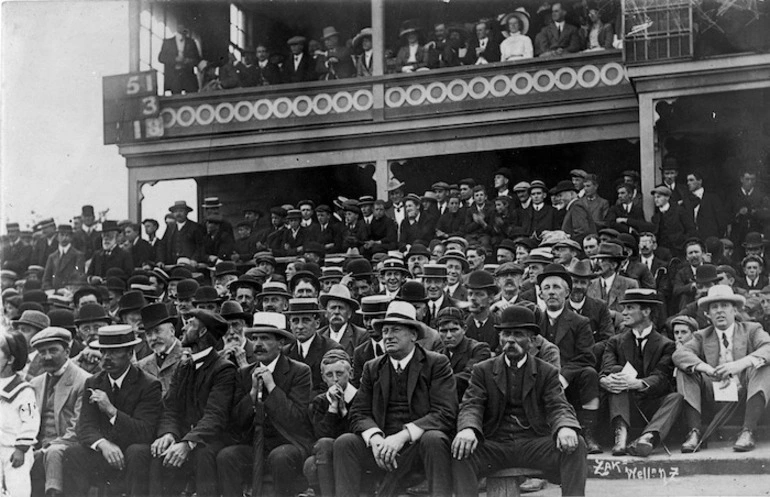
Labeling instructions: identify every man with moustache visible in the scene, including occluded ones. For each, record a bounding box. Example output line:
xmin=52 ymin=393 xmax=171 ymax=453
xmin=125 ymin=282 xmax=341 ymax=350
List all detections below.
xmin=220 ymin=300 xmax=257 ymax=368
xmin=115 ymin=291 xmax=152 ymax=361
xmin=173 ymin=279 xmax=199 ymax=327
xmin=160 ymin=201 xmax=205 ymax=265
xmin=451 ymin=305 xmax=587 ymax=496
xmin=491 ymin=262 xmax=537 ymax=314
xmin=436 ymin=307 xmax=491 ymax=400
xmin=87 ymin=221 xmax=134 ymax=278
xmin=72 ymin=303 xmax=112 ymax=374
xmin=319 ymin=285 xmax=367 ymax=358
xmin=351 ymin=295 xmax=392 ymax=388
xmin=137 ymin=303 xmax=184 ymax=396
xmin=29 ymin=328 xmax=89 ymax=497
xmin=257 ymin=281 xmax=292 ymax=313
xmin=149 ymin=310 xmax=236 ymax=497
xmin=567 ymin=260 xmax=614 ymax=370
xmin=217 ymin=312 xmax=314 ymax=497
xmin=63 ymin=325 xmax=162 ymax=496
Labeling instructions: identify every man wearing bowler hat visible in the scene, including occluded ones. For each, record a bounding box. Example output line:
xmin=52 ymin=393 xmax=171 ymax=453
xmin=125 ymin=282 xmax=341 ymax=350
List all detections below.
xmin=137 ymin=303 xmax=184 ymax=396
xmin=435 ymin=307 xmax=490 ymax=401
xmin=116 ymin=290 xmax=152 ymax=361
xmin=72 ymin=303 xmax=112 ymax=374
xmin=217 ymin=312 xmax=314 ymax=497
xmin=674 ymin=264 xmax=722 ymax=329
xmin=149 ymin=309 xmax=236 ymax=497
xmin=220 ymin=300 xmax=257 ymax=368
xmin=160 ymin=201 xmax=205 ymax=265
xmin=673 ymin=285 xmax=770 ymax=453
xmin=42 ymin=224 xmax=85 ymax=291
xmin=29 ymin=327 xmax=90 ymax=497
xmin=465 ymin=270 xmax=501 ymax=352
xmin=351 ymin=295 xmax=392 ymax=388
xmin=537 ymin=263 xmax=602 ymax=454
xmin=567 ymin=260 xmax=614 ymax=370
xmin=87 ymin=221 xmax=134 ymax=278
xmin=319 ymin=284 xmax=368 ymax=358
xmin=63 ymin=325 xmax=161 ymax=496
xmin=600 ymin=289 xmax=683 ymax=457
xmin=3 ymin=222 xmax=33 ymax=275
xmin=451 ymin=304 xmax=586 ymax=496
xmin=334 ymin=300 xmax=456 ymax=497
xmin=284 ymin=298 xmax=344 ymax=397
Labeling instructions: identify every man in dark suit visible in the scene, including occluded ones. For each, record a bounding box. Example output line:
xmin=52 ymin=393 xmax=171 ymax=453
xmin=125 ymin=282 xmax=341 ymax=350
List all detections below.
xmin=660 ymin=156 xmax=689 ymax=207
xmin=536 ymin=2 xmax=583 ymax=56
xmin=31 ymin=219 xmax=58 ymax=267
xmin=364 ymin=200 xmax=398 ymax=256
xmin=217 ymin=319 xmax=314 ymax=497
xmin=587 ymin=242 xmax=640 ymax=313
xmin=651 ymin=186 xmax=697 ymax=257
xmin=463 ymin=186 xmax=495 ymax=245
xmin=284 ymin=298 xmax=344 ymax=397
xmin=319 ymin=285 xmax=368 ymax=358
xmin=672 ymin=239 xmax=709 ymax=311
xmin=436 ymin=307 xmax=491 ymax=400
xmin=537 ymin=264 xmax=601 ymax=454
xmin=306 ymin=205 xmax=343 ymax=254
xmin=124 ymin=222 xmax=155 ymax=268
xmin=2 ymin=222 xmax=32 ymax=274
xmin=605 ymin=182 xmax=649 ymax=234
xmin=158 ymin=24 xmax=201 ymax=94
xmin=283 ymin=36 xmax=317 ymax=83
xmin=333 ymin=301 xmax=456 ymax=497
xmin=465 ymin=270 xmax=501 ymax=352
xmin=554 ymin=180 xmax=596 ymax=244
xmin=638 ymin=232 xmax=672 ymax=310
xmin=683 ymin=172 xmax=728 ymax=240
xmin=87 ymin=221 xmax=134 ymax=278
xmin=421 ymin=264 xmax=457 ymax=326
xmin=340 ymin=204 xmax=368 ymax=252
xmin=529 ymin=181 xmax=557 ymax=236
xmin=617 ymin=233 xmax=656 ymax=289
xmin=315 ymin=26 xmax=356 ymax=80
xmin=730 ymin=170 xmax=764 ymax=252
xmin=42 ymin=225 xmax=85 ymax=291
xmin=351 ymin=295 xmax=392 ymax=388
xmin=462 ymin=20 xmax=501 ymax=65
xmin=600 ymin=289 xmax=683 ymax=457
xmin=237 ymin=45 xmax=281 ymax=86
xmin=148 ymin=310 xmax=236 ymax=497
xmin=451 ymin=305 xmax=587 ymax=496
xmin=63 ymin=325 xmax=162 ymax=497
xmin=567 ymin=260 xmax=614 ymax=370
xmin=398 ymin=194 xmax=436 ymax=249
xmin=161 ymin=201 xmax=205 ymax=264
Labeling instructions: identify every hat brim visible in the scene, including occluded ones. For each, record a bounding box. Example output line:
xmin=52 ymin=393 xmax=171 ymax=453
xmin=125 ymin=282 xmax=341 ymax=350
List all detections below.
xmin=697 ymin=294 xmax=745 ymax=311
xmin=143 ymin=316 xmax=176 ymax=330
xmin=244 ymin=326 xmax=294 ymax=341
xmin=11 ymin=319 xmax=47 ymax=331
xmin=502 ymin=12 xmax=530 ymax=36
xmin=221 ymin=312 xmax=253 ymax=323
xmin=257 ymin=290 xmax=292 ymax=300
xmin=371 ymin=317 xmax=425 ymax=340
xmin=318 ymin=294 xmax=360 ymax=311
xmin=168 ymin=205 xmax=193 ymax=213
xmin=386 ymin=181 xmax=405 ymax=192
xmin=31 ymin=337 xmax=72 ymax=348
xmin=399 ymin=28 xmax=420 ymax=38
xmin=617 ymin=298 xmax=663 ymax=306
xmin=494 ymin=323 xmax=540 ymax=334
xmin=89 ymin=337 xmax=143 ymax=349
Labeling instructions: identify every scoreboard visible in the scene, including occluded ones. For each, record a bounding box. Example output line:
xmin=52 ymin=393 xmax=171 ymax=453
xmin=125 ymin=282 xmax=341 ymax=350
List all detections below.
xmin=103 ymin=71 xmax=164 ymax=144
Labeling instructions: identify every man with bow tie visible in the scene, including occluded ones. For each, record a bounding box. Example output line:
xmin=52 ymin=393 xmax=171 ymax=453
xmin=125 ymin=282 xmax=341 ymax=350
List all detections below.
xmin=385 ymin=179 xmax=407 ymax=228
xmin=137 ymin=303 xmax=184 ymax=396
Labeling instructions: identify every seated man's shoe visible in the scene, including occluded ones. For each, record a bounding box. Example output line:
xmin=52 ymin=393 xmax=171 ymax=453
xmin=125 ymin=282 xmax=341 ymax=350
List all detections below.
xmin=584 ymin=433 xmax=602 ymax=455
xmin=681 ymin=428 xmax=702 ymax=453
xmin=519 ymin=477 xmax=547 ymax=493
xmin=611 ymin=421 xmax=629 ymax=456
xmin=627 ymin=432 xmax=655 ymax=458
xmin=733 ymin=429 xmax=756 ymax=452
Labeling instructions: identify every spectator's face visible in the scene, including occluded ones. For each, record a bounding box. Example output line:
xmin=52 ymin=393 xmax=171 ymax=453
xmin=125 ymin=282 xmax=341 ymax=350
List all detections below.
xmin=236 ymin=226 xmax=251 ymax=239
xmin=407 ymin=33 xmax=418 ymax=44
xmin=497 ymin=273 xmax=522 ymax=296
xmin=383 ymin=270 xmax=404 ymax=292
xmin=686 ymin=174 xmax=702 ymax=192
xmin=570 ymin=277 xmax=590 ymax=301
xmin=101 ymin=231 xmax=117 ymax=250
xmin=424 ymin=276 xmax=446 ymax=300
xmin=362 ymin=38 xmax=373 ymax=51
xmin=744 ymin=261 xmax=762 ymax=279
xmin=445 ymin=259 xmax=463 ymax=285
xmin=100 ymin=347 xmax=132 ymax=375
xmin=476 ymin=23 xmax=489 ymax=40
xmin=438 ymin=320 xmax=466 ymax=350
xmin=250 ymin=332 xmax=282 ymax=364
xmin=663 ymin=169 xmax=678 ymax=183
xmin=554 ymin=246 xmax=574 ymax=265
xmin=405 ymin=200 xmax=420 ymax=219
xmin=408 ymin=255 xmax=428 ymax=275
xmin=617 ymin=187 xmax=631 ymax=204
xmin=653 ymin=193 xmax=669 ymax=208
xmin=289 ymin=43 xmax=303 ymax=55
xmin=686 ymin=244 xmax=703 ymax=265
xmin=516 ymin=189 xmax=529 ymax=203
xmin=353 ymin=279 xmax=373 ymax=299
xmin=83 ymin=214 xmax=96 ymax=227
xmin=175 ymin=296 xmax=194 ymax=315
xmin=77 ymin=321 xmax=108 ymax=344
xmin=540 ymin=276 xmax=569 ymax=311
xmin=257 ymin=261 xmax=274 ymax=275
xmin=584 ymin=180 xmax=598 ymax=197
xmin=717 ymin=272 xmax=734 ymax=287
xmin=760 ymin=295 xmax=770 ymax=316
xmin=326 ymin=300 xmax=352 ymax=329
xmin=382 ymin=324 xmax=417 ymax=358
xmin=288 ymin=219 xmax=300 ymax=230
xmin=497 ymin=248 xmax=515 ymax=264
xmin=37 ymin=342 xmax=70 ymax=374
xmin=638 ymin=236 xmax=655 ymax=256
xmin=372 ymin=203 xmax=385 ymax=219
xmin=322 ymin=360 xmax=351 ymax=389
xmin=572 ymin=176 xmax=584 ymax=191
xmin=434 ymin=188 xmax=447 ymax=202
xmin=300 ymin=205 xmax=313 ymax=220
xmin=172 ymin=207 xmax=188 ymax=223
xmin=389 ymin=188 xmax=404 ymax=204
xmin=324 ymin=35 xmax=339 ymax=50
xmin=449 ymin=31 xmax=462 ymax=47
xmin=145 ymin=323 xmax=176 ymax=354
xmin=459 ymin=184 xmax=472 ymax=200
xmin=262 ymin=295 xmax=288 ymax=313
xmin=515 ymin=245 xmax=529 ymax=263
xmin=293 ymin=281 xmax=317 ymax=298
xmin=316 ymin=211 xmax=331 ymax=224
xmin=495 ymin=200 xmax=508 ymax=214
xmin=507 ymin=17 xmax=521 ymax=34
xmin=468 ymin=289 xmax=492 ymax=313
xmin=290 ymin=314 xmax=319 ymax=342
xmin=500 ymin=329 xmax=532 ymax=361
xmin=597 ymin=258 xmax=617 ymax=277
xmin=143 ymin=222 xmax=157 ymax=237
xmin=448 ymin=197 xmax=460 ymax=213
xmin=621 ymin=303 xmax=649 ymax=328
xmin=528 ymin=263 xmax=545 ymax=283
xmin=552 ymin=3 xmax=567 ymax=22
xmin=531 ymin=188 xmax=545 ymax=204
xmin=494 ymin=174 xmax=507 ymax=189
xmin=740 ymin=173 xmax=757 ymax=191
xmin=58 ymin=230 xmax=72 ymax=247
xmin=588 ymin=9 xmax=600 ymax=23
xmin=361 ymin=204 xmax=373 ymax=217
xmin=466 ymin=251 xmax=484 ymax=271
xmin=434 ymin=24 xmax=446 ymax=40
xmin=271 ymin=214 xmax=283 ymax=228
xmin=256 ymin=46 xmax=269 ymax=61
xmin=432 ymin=244 xmax=445 ymax=260
xmin=707 ymin=301 xmax=737 ymax=329
xmin=473 ymin=190 xmax=486 ymax=205
xmin=235 ymin=288 xmax=256 ymax=313
xmin=673 ymin=324 xmax=694 ymax=346
xmin=583 ymin=237 xmax=599 ymax=256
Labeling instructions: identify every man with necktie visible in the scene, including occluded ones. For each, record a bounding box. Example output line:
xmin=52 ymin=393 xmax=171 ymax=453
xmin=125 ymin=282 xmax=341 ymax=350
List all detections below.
xmin=435 ymin=307 xmax=490 ymax=401
xmin=137 ymin=303 xmax=185 ymax=396
xmin=351 ymin=295 xmax=392 ymax=388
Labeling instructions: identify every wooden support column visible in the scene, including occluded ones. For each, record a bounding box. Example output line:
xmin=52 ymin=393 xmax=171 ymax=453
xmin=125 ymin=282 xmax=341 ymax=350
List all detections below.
xmin=128 ymin=168 xmax=141 ymax=222
xmin=371 ymin=0 xmax=385 ymax=77
xmin=639 ymin=93 xmax=657 ymax=220
xmin=374 ymin=158 xmax=389 ymax=200
xmin=129 ymin=0 xmax=141 ymax=72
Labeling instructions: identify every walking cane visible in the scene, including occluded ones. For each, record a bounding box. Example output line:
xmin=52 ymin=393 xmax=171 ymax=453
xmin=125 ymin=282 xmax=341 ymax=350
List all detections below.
xmin=632 ymin=399 xmax=672 ymax=456
xmin=251 ymin=378 xmax=265 ymax=497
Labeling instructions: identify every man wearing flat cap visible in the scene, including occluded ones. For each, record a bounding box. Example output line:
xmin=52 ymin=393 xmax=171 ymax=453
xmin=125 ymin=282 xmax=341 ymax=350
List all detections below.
xmin=42 ymin=224 xmax=85 ymax=291
xmin=600 ymin=289 xmax=683 ymax=458
xmin=217 ymin=312 xmax=314 ymax=497
xmin=673 ymin=285 xmax=770 ymax=453
xmin=340 ymin=203 xmax=368 ymax=251
xmin=451 ymin=305 xmax=587 ymax=496
xmin=160 ymin=201 xmax=206 ymax=265
xmin=399 ymin=194 xmax=436 ymax=249
xmin=149 ymin=309 xmax=236 ymax=496
xmin=137 ymin=303 xmax=184 ymax=396
xmin=334 ymin=301 xmax=456 ymax=497
xmin=435 ymin=307 xmax=491 ymax=401
xmin=650 ymin=186 xmax=696 ymax=256
xmin=29 ymin=327 xmax=89 ymax=497
xmin=306 ymin=205 xmax=344 ymax=254
xmin=63 ymin=325 xmax=162 ymax=496
xmin=283 ymin=35 xmax=317 ymax=83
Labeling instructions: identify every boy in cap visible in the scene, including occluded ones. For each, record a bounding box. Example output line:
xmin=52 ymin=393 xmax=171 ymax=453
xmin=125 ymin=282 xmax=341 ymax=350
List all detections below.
xmin=29 ymin=327 xmax=90 ymax=497
xmin=435 ymin=307 xmax=490 ymax=400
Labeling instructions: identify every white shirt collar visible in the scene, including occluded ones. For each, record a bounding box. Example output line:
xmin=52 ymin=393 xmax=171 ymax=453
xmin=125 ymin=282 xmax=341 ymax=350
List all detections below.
xmin=633 ymin=325 xmax=653 ymax=341
xmin=430 ymin=294 xmax=445 ymax=308
xmin=717 ymin=323 xmax=735 ymax=340
xmin=191 ymin=347 xmax=213 ymax=369
xmin=176 ymin=221 xmax=187 ymax=230
xmin=601 ymin=272 xmax=617 ymax=288
xmin=329 ymin=323 xmax=348 ymax=343
xmin=59 ymin=244 xmax=71 ymax=256
xmin=659 ymin=203 xmax=670 ymax=213
xmin=692 ymin=187 xmax=704 ymax=199
xmin=260 ymin=354 xmax=280 ymax=373
xmin=520 ymin=198 xmax=531 ymax=209
xmin=570 ymin=298 xmax=586 ymax=310
xmin=389 ymin=346 xmax=416 ymax=371
xmin=447 ymin=282 xmax=460 ymax=294
xmin=742 ymin=188 xmax=754 ymax=196
xmin=546 ymin=307 xmax=564 ymax=321
xmin=504 ymin=354 xmax=527 ymax=369
xmin=299 ymin=333 xmax=316 ymax=357
xmin=109 ymin=365 xmax=131 ymax=388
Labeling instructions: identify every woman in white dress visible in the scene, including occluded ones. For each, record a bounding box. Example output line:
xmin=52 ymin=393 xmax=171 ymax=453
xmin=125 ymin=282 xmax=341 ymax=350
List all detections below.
xmin=500 ymin=8 xmax=533 ymax=61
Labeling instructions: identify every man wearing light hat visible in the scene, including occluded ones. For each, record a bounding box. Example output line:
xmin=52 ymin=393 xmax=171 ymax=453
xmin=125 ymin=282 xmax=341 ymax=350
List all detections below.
xmin=673 ymin=285 xmax=770 ymax=453
xmin=217 ymin=312 xmax=314 ymax=497
xmin=600 ymin=289 xmax=683 ymax=458
xmin=315 ymin=26 xmax=355 ymax=80
xmin=29 ymin=327 xmax=89 ymax=497
xmin=63 ymin=325 xmax=162 ymax=496
xmin=319 ymin=285 xmax=367 ymax=358
xmin=334 ymin=300 xmax=456 ymax=497
xmin=137 ymin=303 xmax=184 ymax=396
xmin=451 ymin=305 xmax=587 ymax=496
xmin=149 ymin=309 xmax=235 ymax=497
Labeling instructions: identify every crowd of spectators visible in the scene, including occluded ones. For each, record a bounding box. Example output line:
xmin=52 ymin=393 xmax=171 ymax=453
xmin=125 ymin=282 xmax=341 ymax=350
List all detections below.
xmin=2 ymin=158 xmax=770 ymax=497
xmin=160 ymin=1 xmax=622 ymax=95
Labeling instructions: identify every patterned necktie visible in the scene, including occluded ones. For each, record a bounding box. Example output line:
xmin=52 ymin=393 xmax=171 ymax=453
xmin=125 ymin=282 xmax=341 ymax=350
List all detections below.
xmin=395 ymin=363 xmax=404 ymax=375
xmin=157 ymin=352 xmax=168 ymax=368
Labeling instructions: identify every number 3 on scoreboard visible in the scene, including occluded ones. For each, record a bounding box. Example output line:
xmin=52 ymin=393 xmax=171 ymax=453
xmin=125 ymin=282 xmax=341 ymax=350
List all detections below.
xmin=141 ymin=96 xmax=159 ymax=116
xmin=126 ymin=74 xmax=155 ymax=95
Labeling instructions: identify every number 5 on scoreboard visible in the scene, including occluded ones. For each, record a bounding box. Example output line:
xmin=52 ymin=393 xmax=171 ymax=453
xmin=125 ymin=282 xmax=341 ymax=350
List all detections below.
xmin=126 ymin=73 xmax=155 ymax=95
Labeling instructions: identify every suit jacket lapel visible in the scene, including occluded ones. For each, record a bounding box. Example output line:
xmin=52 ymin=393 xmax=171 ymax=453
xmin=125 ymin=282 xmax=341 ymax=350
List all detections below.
xmin=53 ymin=362 xmax=75 ymax=422
xmin=377 ymin=357 xmax=391 ymax=416
xmin=554 ymin=312 xmax=568 ymax=345
xmin=703 ymin=328 xmax=720 ymax=366
xmin=160 ymin=340 xmax=183 ymax=373
xmin=732 ymin=323 xmax=748 ymax=361
xmin=642 ymin=331 xmax=660 ymax=375
xmin=406 ymin=348 xmax=424 ymax=406
xmin=492 ymin=355 xmax=507 ymax=395
xmin=621 ymin=332 xmax=638 ymax=369
xmin=522 ymin=354 xmax=536 ymax=400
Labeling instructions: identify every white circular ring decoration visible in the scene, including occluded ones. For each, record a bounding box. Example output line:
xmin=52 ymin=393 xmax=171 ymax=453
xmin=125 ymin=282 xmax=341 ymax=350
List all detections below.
xmin=312 ymin=93 xmax=333 ymax=115
xmin=195 ymin=104 xmax=216 ymax=125
xmin=489 ymin=74 xmax=511 ymax=98
xmin=272 ymin=97 xmax=293 ymax=118
xmin=445 ymin=79 xmax=469 ymax=102
xmin=351 ymin=89 xmax=374 ymax=111
xmin=405 ymin=84 xmax=427 ymax=106
xmin=532 ymin=70 xmax=556 ymax=92
xmin=385 ymin=87 xmax=407 ymax=108
xmin=253 ymin=99 xmax=274 ymax=120
xmin=160 ymin=108 xmax=176 ymax=128
xmin=600 ymin=62 xmax=625 ymax=86
xmin=176 ymin=106 xmax=196 ymax=127
xmin=468 ymin=76 xmax=491 ymax=99
xmin=510 ymin=72 xmax=534 ymax=95
xmin=425 ymin=82 xmax=448 ymax=104
xmin=577 ymin=65 xmax=601 ymax=88
xmin=234 ymin=101 xmax=254 ymax=122
xmin=292 ymin=95 xmax=313 ymax=117
xmin=332 ymin=91 xmax=354 ymax=113
xmin=214 ymin=102 xmax=235 ymax=124
xmin=554 ymin=67 xmax=578 ymax=91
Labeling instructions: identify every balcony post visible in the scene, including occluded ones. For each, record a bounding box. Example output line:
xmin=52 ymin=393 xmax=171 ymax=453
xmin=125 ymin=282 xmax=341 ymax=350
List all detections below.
xmin=639 ymin=93 xmax=656 ymax=220
xmin=375 ymin=158 xmax=389 ymax=200
xmin=371 ymin=0 xmax=384 ymax=77
xmin=128 ymin=0 xmax=141 ymax=72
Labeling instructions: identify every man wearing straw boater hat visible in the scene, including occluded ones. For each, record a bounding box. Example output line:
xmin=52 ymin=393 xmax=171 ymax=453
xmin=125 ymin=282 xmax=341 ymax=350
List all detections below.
xmin=600 ymin=289 xmax=684 ymax=458
xmin=673 ymin=285 xmax=770 ymax=453
xmin=451 ymin=305 xmax=587 ymax=496
xmin=149 ymin=309 xmax=235 ymax=497
xmin=63 ymin=325 xmax=162 ymax=496
xmin=217 ymin=312 xmax=314 ymax=497
xmin=334 ymin=301 xmax=456 ymax=497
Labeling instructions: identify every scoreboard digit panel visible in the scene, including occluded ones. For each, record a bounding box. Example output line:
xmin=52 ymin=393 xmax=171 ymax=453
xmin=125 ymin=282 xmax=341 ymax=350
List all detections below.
xmin=103 ymin=71 xmax=164 ymax=144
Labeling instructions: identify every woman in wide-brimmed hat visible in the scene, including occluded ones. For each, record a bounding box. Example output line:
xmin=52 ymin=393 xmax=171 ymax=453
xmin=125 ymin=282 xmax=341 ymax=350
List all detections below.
xmin=500 ymin=7 xmax=533 ymax=61
xmin=394 ymin=19 xmax=436 ymax=73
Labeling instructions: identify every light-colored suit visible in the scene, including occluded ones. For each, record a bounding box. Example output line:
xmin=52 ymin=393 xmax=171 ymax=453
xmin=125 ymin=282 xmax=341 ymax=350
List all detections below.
xmin=587 ymin=273 xmax=639 ymax=312
xmin=30 ymin=360 xmax=90 ymax=493
xmin=136 ymin=339 xmax=184 ymax=396
xmin=673 ymin=321 xmax=770 ymax=411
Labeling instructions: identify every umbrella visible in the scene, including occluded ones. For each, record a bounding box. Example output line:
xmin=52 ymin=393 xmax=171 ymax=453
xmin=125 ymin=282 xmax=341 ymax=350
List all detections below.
xmin=694 ymin=400 xmax=739 ymax=452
